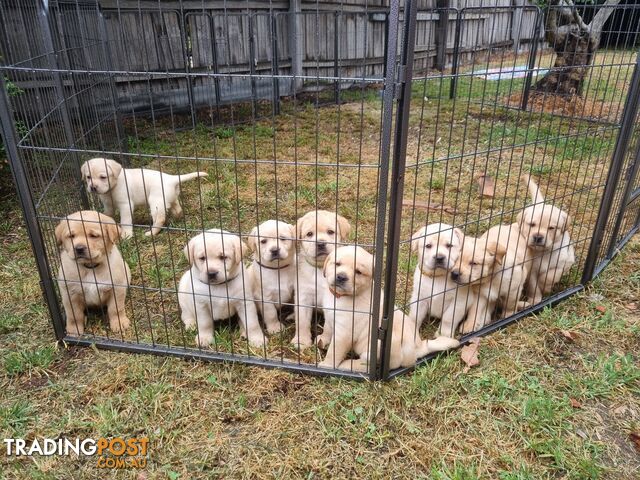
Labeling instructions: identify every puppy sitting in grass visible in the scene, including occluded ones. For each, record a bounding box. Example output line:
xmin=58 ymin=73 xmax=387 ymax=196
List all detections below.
xmin=81 ymin=158 xmax=207 ymax=239
xmin=518 ymin=174 xmax=575 ymax=304
xmin=178 ymin=229 xmax=265 ymax=349
xmin=409 ymin=223 xmax=465 ymax=338
xmin=55 ymin=210 xmax=131 ymax=336
xmin=319 ymin=246 xmax=459 ymax=372
xmin=294 ymin=210 xmax=351 ymax=349
xmin=246 ymin=220 xmax=296 ymax=335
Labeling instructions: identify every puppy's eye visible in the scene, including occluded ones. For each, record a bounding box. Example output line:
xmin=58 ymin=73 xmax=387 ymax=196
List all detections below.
xmin=335 ymin=262 xmax=341 ymax=267
xmin=548 ymin=226 xmax=555 ymax=231
xmin=69 ymin=234 xmax=76 ymax=239
xmin=306 ymin=231 xmax=313 ymax=238
xmin=445 ymin=243 xmax=452 ymax=249
xmin=99 ymin=175 xmax=107 ymax=180
xmin=327 ymin=229 xmax=335 ymax=235
xmin=470 ymin=261 xmax=479 ymax=266
xmin=425 ymin=243 xmax=432 ymax=249
xmin=529 ymin=223 xmax=536 ymax=227
xmin=260 ymin=239 xmax=267 ymax=244
xmin=199 ymin=256 xmax=206 ymax=262
xmin=86 ymin=176 xmax=91 ymax=180
xmin=355 ymin=269 xmax=362 ymax=275
xmin=88 ymin=233 xmax=99 ymax=239
xmin=219 ymin=255 xmax=228 ymax=260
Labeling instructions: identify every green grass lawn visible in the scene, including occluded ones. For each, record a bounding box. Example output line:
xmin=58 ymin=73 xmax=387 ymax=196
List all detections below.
xmin=0 ymin=194 xmax=638 ymax=478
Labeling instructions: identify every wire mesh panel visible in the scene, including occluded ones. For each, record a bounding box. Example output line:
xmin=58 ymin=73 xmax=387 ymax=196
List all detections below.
xmin=1 ymin=0 xmax=639 ymax=380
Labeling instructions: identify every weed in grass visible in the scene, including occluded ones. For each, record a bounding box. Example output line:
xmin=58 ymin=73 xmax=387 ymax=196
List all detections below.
xmin=4 ymin=346 xmax=57 ymax=376
xmin=430 ymin=462 xmax=480 ymax=480
xmin=214 ymin=126 xmax=234 ymax=139
xmin=0 ymin=312 xmax=21 ymax=334
xmin=0 ymin=400 xmax=34 ymax=437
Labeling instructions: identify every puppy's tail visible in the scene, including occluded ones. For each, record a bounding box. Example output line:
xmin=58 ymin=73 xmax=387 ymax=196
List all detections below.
xmin=523 ymin=173 xmax=544 ymax=204
xmin=176 ymin=171 xmax=208 ymax=183
xmin=415 ymin=336 xmax=460 ymax=358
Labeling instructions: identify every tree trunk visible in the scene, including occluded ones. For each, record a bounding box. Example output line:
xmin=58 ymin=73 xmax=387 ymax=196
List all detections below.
xmin=534 ymin=0 xmax=620 ymax=97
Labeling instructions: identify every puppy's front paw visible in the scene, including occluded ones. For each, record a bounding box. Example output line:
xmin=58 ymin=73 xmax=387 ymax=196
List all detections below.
xmin=195 ymin=332 xmax=213 ymax=348
xmin=182 ymin=317 xmax=196 ymax=330
xmin=66 ymin=321 xmax=85 ymax=336
xmin=459 ymin=321 xmax=476 ymax=335
xmin=247 ymin=333 xmax=268 ymax=349
xmin=315 ymin=334 xmax=331 ymax=349
xmin=265 ymin=321 xmax=284 ymax=335
xmin=110 ymin=315 xmax=130 ymax=333
xmin=292 ymin=336 xmax=313 ymax=349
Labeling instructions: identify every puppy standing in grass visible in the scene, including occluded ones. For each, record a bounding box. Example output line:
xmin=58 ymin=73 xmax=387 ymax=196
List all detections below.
xmin=246 ymin=220 xmax=296 ymax=335
xmin=55 ymin=211 xmax=131 ymax=336
xmin=319 ymin=246 xmax=459 ymax=372
xmin=178 ymin=229 xmax=266 ymax=348
xmin=294 ymin=210 xmax=351 ymax=348
xmin=517 ymin=175 xmax=575 ymax=304
xmin=409 ymin=223 xmax=465 ymax=338
xmin=81 ymin=158 xmax=207 ymax=238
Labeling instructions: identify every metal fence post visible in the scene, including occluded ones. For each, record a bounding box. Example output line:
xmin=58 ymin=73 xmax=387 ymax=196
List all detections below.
xmin=39 ymin=0 xmax=90 ymax=209
xmin=0 ymin=76 xmax=66 ymax=341
xmin=581 ymin=52 xmax=640 ymax=284
xmin=378 ymin=0 xmax=418 ymax=380
xmin=449 ymin=9 xmax=462 ymax=99
xmin=521 ymin=7 xmax=542 ymax=111
xmin=271 ymin=14 xmax=281 ymax=115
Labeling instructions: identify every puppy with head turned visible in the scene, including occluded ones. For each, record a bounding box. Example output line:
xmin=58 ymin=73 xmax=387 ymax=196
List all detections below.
xmin=55 ymin=210 xmax=131 ymax=336
xmin=81 ymin=157 xmax=207 ymax=238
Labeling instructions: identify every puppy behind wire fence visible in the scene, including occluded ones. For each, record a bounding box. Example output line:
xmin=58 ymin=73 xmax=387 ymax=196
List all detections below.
xmin=1 ymin=0 xmax=639 ymax=380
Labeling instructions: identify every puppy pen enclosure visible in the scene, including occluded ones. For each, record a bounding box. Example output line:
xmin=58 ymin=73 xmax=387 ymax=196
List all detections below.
xmin=1 ymin=0 xmax=639 ymax=380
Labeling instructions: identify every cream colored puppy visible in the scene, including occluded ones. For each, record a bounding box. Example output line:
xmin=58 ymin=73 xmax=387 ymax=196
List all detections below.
xmin=319 ymin=246 xmax=459 ymax=372
xmin=246 ymin=220 xmax=296 ymax=334
xmin=450 ymin=236 xmax=507 ymax=335
xmin=517 ymin=175 xmax=575 ymax=304
xmin=294 ymin=210 xmax=351 ymax=348
xmin=55 ymin=211 xmax=131 ymax=335
xmin=480 ymin=223 xmax=531 ymax=319
xmin=409 ymin=223 xmax=464 ymax=337
xmin=178 ymin=229 xmax=265 ymax=348
xmin=81 ymin=158 xmax=207 ymax=238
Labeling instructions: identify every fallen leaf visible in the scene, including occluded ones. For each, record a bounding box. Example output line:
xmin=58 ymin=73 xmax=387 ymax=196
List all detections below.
xmin=476 ymin=174 xmax=495 ymax=197
xmin=560 ymin=330 xmax=579 ymax=342
xmin=460 ymin=338 xmax=481 ymax=373
xmin=576 ymin=429 xmax=588 ymax=440
xmin=624 ymin=302 xmax=638 ymax=311
xmin=613 ymin=405 xmax=628 ymax=415
xmin=570 ymin=398 xmax=582 ymax=409
xmin=595 ymin=305 xmax=607 ymax=313
xmin=630 ymin=432 xmax=640 ymax=453
xmin=402 ymin=199 xmax=458 ymax=215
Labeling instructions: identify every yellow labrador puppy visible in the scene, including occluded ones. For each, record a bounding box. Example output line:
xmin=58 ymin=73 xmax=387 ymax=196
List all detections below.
xmin=450 ymin=236 xmax=507 ymax=335
xmin=81 ymin=158 xmax=207 ymax=238
xmin=480 ymin=223 xmax=531 ymax=319
xmin=246 ymin=220 xmax=296 ymax=334
xmin=319 ymin=246 xmax=459 ymax=372
xmin=178 ymin=229 xmax=265 ymax=348
xmin=294 ymin=210 xmax=350 ymax=348
xmin=517 ymin=175 xmax=575 ymax=304
xmin=55 ymin=211 xmax=130 ymax=335
xmin=409 ymin=223 xmax=465 ymax=337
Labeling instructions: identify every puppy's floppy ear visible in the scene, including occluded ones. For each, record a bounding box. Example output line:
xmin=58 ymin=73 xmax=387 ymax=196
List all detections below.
xmin=184 ymin=237 xmax=196 ymax=266
xmin=295 ymin=216 xmax=307 ymax=241
xmin=101 ymin=214 xmax=120 ymax=247
xmin=54 ymin=219 xmax=68 ymax=248
xmin=286 ymin=222 xmax=296 ymax=240
xmin=561 ymin=211 xmax=571 ymax=232
xmin=411 ymin=227 xmax=426 ymax=254
xmin=80 ymin=162 xmax=89 ymax=180
xmin=237 ymin=238 xmax=248 ymax=264
xmin=487 ymin=241 xmax=507 ymax=265
xmin=246 ymin=226 xmax=258 ymax=254
xmin=453 ymin=228 xmax=464 ymax=246
xmin=106 ymin=159 xmax=122 ymax=180
xmin=335 ymin=214 xmax=351 ymax=241
xmin=322 ymin=251 xmax=334 ymax=278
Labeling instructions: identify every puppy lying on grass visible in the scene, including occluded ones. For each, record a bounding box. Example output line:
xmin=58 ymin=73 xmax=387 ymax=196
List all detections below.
xmin=320 ymin=246 xmax=459 ymax=373
xmin=178 ymin=229 xmax=265 ymax=349
xmin=81 ymin=158 xmax=207 ymax=238
xmin=55 ymin=210 xmax=131 ymax=336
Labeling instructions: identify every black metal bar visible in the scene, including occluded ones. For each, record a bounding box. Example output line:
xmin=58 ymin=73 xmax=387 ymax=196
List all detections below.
xmin=449 ymin=9 xmax=462 ymax=99
xmin=334 ymin=11 xmax=340 ymax=105
xmin=179 ymin=8 xmax=197 ymax=128
xmin=0 ymin=75 xmax=65 ymax=341
xmin=521 ymin=7 xmax=542 ymax=111
xmin=271 ymin=14 xmax=281 ymax=116
xmin=38 ymin=0 xmax=89 ymax=209
xmin=435 ymin=1 xmax=450 ymax=71
xmin=369 ymin=0 xmax=404 ymax=381
xmin=379 ymin=0 xmax=419 ymax=381
xmin=582 ymin=52 xmax=640 ymax=284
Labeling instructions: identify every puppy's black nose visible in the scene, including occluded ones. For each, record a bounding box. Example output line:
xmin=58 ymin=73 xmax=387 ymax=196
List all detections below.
xmin=435 ymin=254 xmax=446 ymax=264
xmin=74 ymin=245 xmax=86 ymax=255
xmin=270 ymin=247 xmax=280 ymax=255
xmin=208 ymin=272 xmax=218 ymax=281
xmin=317 ymin=241 xmax=327 ymax=251
xmin=533 ymin=234 xmax=545 ymax=244
xmin=450 ymin=270 xmax=460 ymax=281
xmin=336 ymin=273 xmax=348 ymax=284
xmin=90 ymin=186 xmax=97 ymax=192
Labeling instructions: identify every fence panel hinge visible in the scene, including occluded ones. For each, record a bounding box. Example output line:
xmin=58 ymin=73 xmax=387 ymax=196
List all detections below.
xmin=394 ymin=65 xmax=407 ymax=98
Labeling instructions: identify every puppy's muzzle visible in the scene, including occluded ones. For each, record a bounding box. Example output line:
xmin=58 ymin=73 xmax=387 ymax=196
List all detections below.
xmin=90 ymin=185 xmax=98 ymax=193
xmin=532 ymin=234 xmax=545 ymax=246
xmin=434 ymin=254 xmax=447 ymax=266
xmin=74 ymin=245 xmax=87 ymax=258
xmin=450 ymin=270 xmax=462 ymax=283
xmin=269 ymin=247 xmax=281 ymax=259
xmin=316 ymin=241 xmax=327 ymax=254
xmin=207 ymin=271 xmax=219 ymax=282
xmin=335 ymin=273 xmax=348 ymax=285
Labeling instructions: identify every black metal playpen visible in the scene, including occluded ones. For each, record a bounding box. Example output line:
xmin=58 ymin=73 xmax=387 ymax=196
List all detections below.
xmin=1 ymin=0 xmax=639 ymax=380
